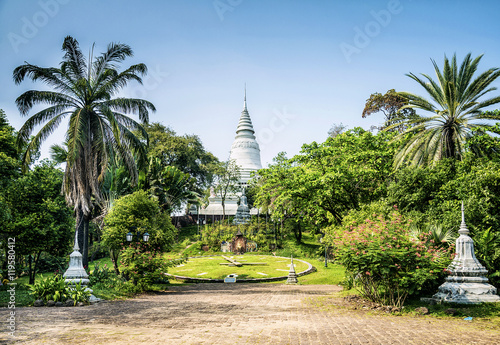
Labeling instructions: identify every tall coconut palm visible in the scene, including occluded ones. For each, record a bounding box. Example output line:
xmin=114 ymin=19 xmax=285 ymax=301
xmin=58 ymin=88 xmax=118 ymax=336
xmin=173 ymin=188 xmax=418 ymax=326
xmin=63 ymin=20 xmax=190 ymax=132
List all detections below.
xmin=389 ymin=53 xmax=500 ymax=167
xmin=14 ymin=36 xmax=155 ymax=266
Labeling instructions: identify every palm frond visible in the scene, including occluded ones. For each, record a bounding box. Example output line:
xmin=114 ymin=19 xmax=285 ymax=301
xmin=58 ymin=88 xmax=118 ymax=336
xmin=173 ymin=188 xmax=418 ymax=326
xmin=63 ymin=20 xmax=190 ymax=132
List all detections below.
xmin=388 ymin=53 xmax=500 ymax=167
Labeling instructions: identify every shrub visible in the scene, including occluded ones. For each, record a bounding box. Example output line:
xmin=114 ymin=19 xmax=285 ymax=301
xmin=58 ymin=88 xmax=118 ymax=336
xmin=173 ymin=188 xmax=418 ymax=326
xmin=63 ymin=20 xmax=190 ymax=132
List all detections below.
xmin=119 ymin=242 xmax=185 ymax=290
xmin=29 ymin=274 xmax=92 ymax=305
xmin=199 ymin=220 xmax=275 ymax=252
xmin=326 ymin=211 xmax=454 ymax=307
xmin=67 ymin=281 xmax=91 ymax=305
xmin=102 ymin=190 xmax=178 ymax=273
xmin=88 ymin=262 xmax=113 ymax=286
xmin=473 ymin=227 xmax=500 ymax=287
xmin=29 ymin=274 xmax=68 ymax=302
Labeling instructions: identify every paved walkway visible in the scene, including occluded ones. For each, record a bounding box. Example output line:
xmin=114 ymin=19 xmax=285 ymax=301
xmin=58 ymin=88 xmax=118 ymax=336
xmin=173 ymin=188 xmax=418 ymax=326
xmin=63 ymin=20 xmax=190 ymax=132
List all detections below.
xmin=3 ymin=284 xmax=499 ymax=344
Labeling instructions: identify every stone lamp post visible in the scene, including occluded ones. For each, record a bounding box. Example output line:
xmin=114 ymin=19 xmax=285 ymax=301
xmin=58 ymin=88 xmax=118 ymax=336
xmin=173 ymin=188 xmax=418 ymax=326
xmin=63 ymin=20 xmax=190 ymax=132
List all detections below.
xmin=428 ymin=202 xmax=500 ymax=304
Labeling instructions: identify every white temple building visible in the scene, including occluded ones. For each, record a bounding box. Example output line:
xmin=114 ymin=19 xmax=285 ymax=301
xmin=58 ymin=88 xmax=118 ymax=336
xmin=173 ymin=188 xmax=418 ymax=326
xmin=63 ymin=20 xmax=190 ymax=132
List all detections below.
xmin=198 ymin=90 xmax=262 ymax=217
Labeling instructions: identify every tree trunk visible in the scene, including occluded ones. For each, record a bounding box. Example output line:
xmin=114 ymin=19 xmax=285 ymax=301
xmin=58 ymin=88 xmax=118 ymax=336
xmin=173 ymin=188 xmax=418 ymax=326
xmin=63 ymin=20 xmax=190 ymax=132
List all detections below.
xmin=76 ymin=208 xmax=84 ymax=253
xmin=221 ymin=200 xmax=225 ymax=223
xmin=110 ymin=249 xmax=120 ymax=275
xmin=83 ymin=215 xmax=89 ymax=268
xmin=28 ymin=254 xmax=33 ymax=285
xmin=28 ymin=252 xmax=42 ymax=285
xmin=75 ymin=207 xmax=89 ymax=268
xmin=294 ymin=220 xmax=303 ymax=243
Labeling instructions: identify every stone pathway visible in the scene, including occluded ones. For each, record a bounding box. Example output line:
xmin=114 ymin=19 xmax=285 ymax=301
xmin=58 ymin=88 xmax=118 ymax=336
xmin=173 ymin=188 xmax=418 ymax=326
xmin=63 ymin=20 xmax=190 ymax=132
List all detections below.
xmin=2 ymin=284 xmax=499 ymax=344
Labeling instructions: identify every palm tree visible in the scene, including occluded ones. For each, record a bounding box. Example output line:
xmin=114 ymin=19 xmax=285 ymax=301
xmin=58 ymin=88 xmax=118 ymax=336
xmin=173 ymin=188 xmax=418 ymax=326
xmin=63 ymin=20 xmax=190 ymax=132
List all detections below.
xmin=389 ymin=53 xmax=500 ymax=167
xmin=141 ymin=157 xmax=199 ymax=213
xmin=14 ymin=36 xmax=155 ymax=267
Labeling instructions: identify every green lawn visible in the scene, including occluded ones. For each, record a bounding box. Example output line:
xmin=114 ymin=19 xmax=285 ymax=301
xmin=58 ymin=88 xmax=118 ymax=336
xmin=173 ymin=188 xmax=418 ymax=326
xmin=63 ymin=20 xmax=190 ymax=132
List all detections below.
xmin=168 ymin=255 xmax=310 ymax=279
xmin=296 ymin=259 xmax=345 ymax=285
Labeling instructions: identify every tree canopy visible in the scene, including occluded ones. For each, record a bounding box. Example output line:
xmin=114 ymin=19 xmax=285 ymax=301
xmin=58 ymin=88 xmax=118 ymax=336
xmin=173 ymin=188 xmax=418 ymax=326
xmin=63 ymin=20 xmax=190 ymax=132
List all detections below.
xmin=362 ymin=89 xmax=416 ymax=132
xmin=255 ymin=128 xmax=398 ymax=225
xmin=4 ymin=161 xmax=74 ymax=284
xmin=143 ymin=122 xmax=219 ymax=190
xmin=389 ymin=53 xmax=500 ymax=167
xmin=102 ymin=190 xmax=177 ymax=273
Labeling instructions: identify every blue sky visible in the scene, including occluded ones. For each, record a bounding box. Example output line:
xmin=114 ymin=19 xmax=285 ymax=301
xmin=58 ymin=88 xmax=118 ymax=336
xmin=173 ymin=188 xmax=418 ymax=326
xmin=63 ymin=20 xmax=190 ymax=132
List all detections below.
xmin=1 ymin=0 xmax=500 ymax=166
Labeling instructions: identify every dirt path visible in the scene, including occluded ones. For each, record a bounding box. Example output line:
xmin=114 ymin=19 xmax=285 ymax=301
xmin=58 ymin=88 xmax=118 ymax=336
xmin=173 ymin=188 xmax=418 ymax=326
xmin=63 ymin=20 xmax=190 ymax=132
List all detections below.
xmin=2 ymin=284 xmax=499 ymax=344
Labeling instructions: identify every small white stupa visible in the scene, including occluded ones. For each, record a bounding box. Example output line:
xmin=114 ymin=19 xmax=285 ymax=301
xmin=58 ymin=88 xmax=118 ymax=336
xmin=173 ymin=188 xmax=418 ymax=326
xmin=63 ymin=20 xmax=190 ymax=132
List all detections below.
xmin=429 ymin=202 xmax=500 ymax=304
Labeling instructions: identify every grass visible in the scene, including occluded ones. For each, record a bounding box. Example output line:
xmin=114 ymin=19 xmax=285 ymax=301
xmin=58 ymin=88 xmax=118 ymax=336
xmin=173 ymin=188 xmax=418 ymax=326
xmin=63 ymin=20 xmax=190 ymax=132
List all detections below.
xmin=274 ymin=232 xmax=322 ymax=259
xmin=166 ymin=230 xmax=346 ymax=284
xmin=88 ymin=257 xmax=114 ymax=271
xmin=0 ymin=283 xmax=34 ymax=307
xmin=296 ymin=259 xmax=345 ymax=285
xmin=401 ymin=298 xmax=500 ymax=323
xmin=168 ymin=254 xmax=310 ymax=279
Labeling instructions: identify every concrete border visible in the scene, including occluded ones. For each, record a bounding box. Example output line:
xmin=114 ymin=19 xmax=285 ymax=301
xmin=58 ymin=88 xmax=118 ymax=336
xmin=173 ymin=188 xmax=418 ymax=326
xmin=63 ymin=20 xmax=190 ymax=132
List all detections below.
xmin=165 ymin=255 xmax=316 ymax=283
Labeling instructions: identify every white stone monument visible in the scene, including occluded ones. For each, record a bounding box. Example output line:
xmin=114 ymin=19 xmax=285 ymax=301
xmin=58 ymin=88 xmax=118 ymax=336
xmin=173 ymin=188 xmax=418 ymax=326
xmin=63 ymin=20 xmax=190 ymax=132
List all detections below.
xmin=428 ymin=203 xmax=500 ymax=304
xmin=63 ymin=231 xmax=100 ymax=303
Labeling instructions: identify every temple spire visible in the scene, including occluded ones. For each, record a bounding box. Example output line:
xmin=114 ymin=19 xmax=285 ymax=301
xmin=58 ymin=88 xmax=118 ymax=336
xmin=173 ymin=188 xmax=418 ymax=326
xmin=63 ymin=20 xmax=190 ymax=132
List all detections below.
xmin=459 ymin=201 xmax=469 ymax=235
xmin=243 ymin=84 xmax=247 ymax=111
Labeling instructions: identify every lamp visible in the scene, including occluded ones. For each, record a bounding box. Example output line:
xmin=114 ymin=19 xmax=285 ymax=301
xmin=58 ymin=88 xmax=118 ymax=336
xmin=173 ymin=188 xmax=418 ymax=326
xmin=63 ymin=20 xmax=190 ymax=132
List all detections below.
xmin=126 ymin=226 xmax=149 ymax=242
xmin=126 ymin=232 xmax=133 ymax=242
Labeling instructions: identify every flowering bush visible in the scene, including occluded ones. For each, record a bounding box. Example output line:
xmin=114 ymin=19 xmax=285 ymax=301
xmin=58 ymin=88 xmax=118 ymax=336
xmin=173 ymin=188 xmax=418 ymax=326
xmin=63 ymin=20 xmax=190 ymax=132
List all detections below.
xmin=326 ymin=212 xmax=454 ymax=307
xmin=119 ymin=242 xmax=185 ymax=289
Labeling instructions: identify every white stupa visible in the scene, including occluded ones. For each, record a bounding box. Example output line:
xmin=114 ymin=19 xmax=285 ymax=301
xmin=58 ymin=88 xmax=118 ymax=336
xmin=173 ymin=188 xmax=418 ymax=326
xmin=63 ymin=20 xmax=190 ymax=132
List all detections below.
xmin=229 ymin=88 xmax=262 ymax=185
xmin=199 ymin=89 xmax=262 ymax=217
xmin=426 ymin=202 xmax=500 ymax=304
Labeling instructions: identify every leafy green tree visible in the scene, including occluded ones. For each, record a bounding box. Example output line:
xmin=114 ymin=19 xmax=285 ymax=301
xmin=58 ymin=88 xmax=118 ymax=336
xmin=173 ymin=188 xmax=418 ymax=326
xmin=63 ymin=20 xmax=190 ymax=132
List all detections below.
xmin=213 ymin=159 xmax=241 ymax=222
xmin=391 ymin=53 xmax=500 ymax=167
xmin=362 ymin=89 xmax=416 ymax=132
xmin=387 ymin=158 xmax=456 ymax=216
xmin=102 ymin=190 xmax=177 ymax=274
xmin=0 ymin=110 xmax=20 ymax=272
xmin=5 ymin=161 xmax=74 ymax=284
xmin=388 ymin=156 xmax=500 ymax=233
xmin=387 ymin=155 xmax=500 ymax=286
xmin=252 ymin=152 xmax=305 ymax=243
xmin=256 ymin=128 xmax=397 ymax=226
xmin=143 ymin=122 xmax=219 ymax=190
xmin=13 ymin=36 xmax=155 ymax=267
xmin=0 ymin=109 xmax=19 ymax=189
xmin=465 ymin=121 xmax=500 ymax=160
